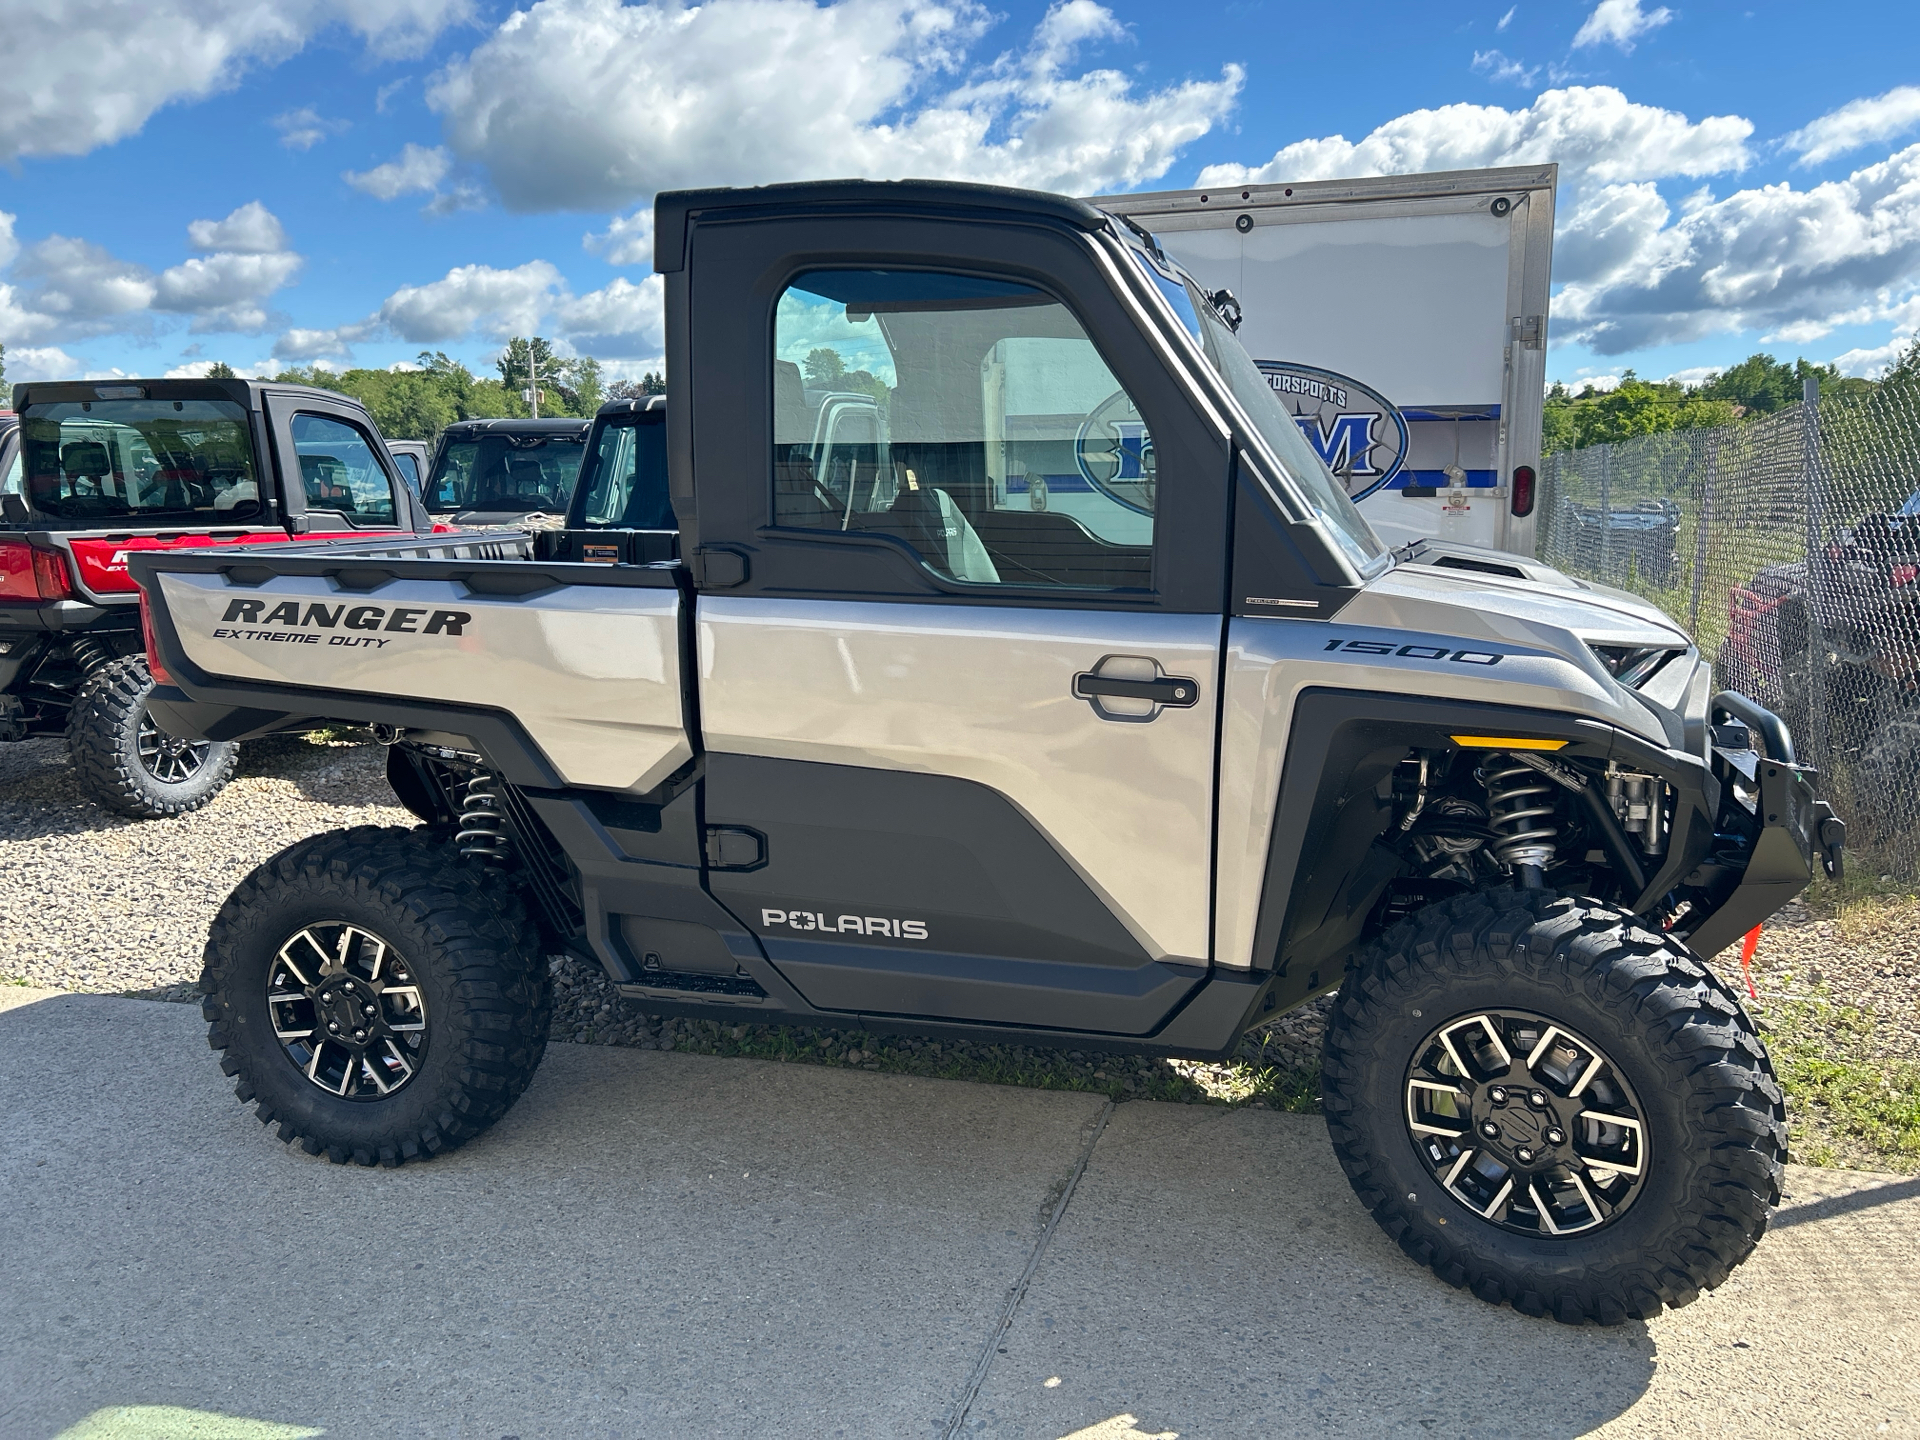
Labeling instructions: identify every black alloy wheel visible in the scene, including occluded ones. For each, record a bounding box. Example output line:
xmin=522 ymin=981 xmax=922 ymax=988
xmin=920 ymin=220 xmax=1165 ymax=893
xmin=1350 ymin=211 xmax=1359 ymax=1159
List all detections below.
xmin=265 ymin=922 xmax=429 ymax=1100
xmin=202 ymin=826 xmax=552 ymax=1167
xmin=136 ymin=712 xmax=216 ymax=785
xmin=1404 ymin=1010 xmax=1648 ymax=1237
xmin=1322 ymin=891 xmax=1786 ymax=1325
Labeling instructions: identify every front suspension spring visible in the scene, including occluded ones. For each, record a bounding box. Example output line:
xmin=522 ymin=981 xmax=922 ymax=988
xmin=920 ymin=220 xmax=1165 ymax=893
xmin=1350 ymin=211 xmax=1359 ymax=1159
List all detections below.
xmin=1483 ymin=754 xmax=1561 ymax=876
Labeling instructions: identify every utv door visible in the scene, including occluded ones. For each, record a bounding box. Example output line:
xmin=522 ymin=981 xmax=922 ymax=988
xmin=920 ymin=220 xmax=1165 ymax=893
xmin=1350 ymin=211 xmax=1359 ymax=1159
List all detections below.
xmin=680 ymin=207 xmax=1233 ymax=1034
xmin=260 ymin=390 xmax=414 ymax=533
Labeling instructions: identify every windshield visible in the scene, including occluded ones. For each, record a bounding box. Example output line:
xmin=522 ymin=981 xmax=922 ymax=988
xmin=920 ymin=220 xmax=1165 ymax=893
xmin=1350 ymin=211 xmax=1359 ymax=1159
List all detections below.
xmin=426 ymin=431 xmax=583 ymax=515
xmin=1124 ymin=247 xmax=1386 ymax=572
xmin=16 ymin=399 xmax=262 ymax=527
xmin=578 ymin=417 xmax=673 ymax=529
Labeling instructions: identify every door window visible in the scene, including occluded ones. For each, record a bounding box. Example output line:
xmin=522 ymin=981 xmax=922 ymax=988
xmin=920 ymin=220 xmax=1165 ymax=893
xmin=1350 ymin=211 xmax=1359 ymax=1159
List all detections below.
xmin=579 ymin=419 xmax=673 ymax=529
xmin=773 ymin=270 xmax=1153 ymax=590
xmin=291 ymin=413 xmax=397 ymax=526
xmin=392 ymin=452 xmax=421 ymax=488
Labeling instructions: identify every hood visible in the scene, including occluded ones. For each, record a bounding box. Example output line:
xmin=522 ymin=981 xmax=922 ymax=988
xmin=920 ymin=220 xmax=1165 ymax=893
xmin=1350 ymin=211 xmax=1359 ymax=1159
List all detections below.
xmin=1334 ymin=539 xmax=1707 ymax=753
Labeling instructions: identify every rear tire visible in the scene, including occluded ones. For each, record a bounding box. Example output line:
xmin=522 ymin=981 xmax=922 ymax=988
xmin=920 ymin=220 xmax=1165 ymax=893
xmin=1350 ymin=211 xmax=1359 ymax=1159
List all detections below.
xmin=1321 ymin=891 xmax=1785 ymax=1325
xmin=66 ymin=654 xmax=239 ymax=818
xmin=201 ymin=826 xmax=552 ymax=1167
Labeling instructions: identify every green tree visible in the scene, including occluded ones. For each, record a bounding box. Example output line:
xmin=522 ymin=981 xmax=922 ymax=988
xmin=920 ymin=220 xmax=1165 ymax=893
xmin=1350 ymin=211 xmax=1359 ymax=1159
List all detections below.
xmin=0 ymin=341 xmax=7 ymax=394
xmin=608 ymin=372 xmax=666 ymax=401
xmin=1881 ymin=335 xmax=1920 ymax=388
xmin=205 ymin=361 xmax=237 ymax=379
xmin=803 ymin=348 xmax=846 ymax=385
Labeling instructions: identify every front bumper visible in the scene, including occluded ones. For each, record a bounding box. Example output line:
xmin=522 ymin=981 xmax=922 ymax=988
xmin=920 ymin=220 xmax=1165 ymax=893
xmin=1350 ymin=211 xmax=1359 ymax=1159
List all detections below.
xmin=1680 ymin=701 xmax=1845 ymax=958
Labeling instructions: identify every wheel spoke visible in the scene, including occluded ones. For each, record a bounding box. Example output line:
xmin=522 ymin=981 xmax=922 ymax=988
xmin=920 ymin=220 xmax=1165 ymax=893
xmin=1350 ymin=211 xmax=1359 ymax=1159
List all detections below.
xmin=1405 ymin=1007 xmax=1648 ymax=1240
xmin=271 ymin=923 xmax=426 ymax=1103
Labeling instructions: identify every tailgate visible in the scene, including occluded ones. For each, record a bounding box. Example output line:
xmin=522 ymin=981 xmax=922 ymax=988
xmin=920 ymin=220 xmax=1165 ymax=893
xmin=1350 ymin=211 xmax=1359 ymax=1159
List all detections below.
xmin=135 ymin=538 xmax=692 ymax=793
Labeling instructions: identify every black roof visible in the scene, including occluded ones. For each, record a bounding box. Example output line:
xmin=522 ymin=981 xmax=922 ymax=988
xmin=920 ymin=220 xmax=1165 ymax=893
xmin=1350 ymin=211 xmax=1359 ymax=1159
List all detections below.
xmin=654 ymin=179 xmax=1109 ymax=272
xmin=439 ymin=417 xmax=591 ymax=438
xmin=11 ymin=377 xmax=358 ymax=412
xmin=594 ymin=394 xmax=667 ymax=418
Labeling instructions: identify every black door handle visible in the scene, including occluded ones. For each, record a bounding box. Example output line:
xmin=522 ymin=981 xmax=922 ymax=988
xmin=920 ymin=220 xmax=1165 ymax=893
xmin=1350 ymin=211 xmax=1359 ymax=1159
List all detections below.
xmin=1073 ymin=673 xmax=1199 ymax=707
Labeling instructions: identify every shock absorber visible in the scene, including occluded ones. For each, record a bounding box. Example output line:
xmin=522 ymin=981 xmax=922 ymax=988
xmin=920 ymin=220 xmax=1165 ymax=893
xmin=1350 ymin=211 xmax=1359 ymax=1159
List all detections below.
xmin=68 ymin=636 xmax=115 ymax=676
xmin=1482 ymin=753 xmax=1561 ymax=888
xmin=455 ymin=771 xmax=513 ymax=865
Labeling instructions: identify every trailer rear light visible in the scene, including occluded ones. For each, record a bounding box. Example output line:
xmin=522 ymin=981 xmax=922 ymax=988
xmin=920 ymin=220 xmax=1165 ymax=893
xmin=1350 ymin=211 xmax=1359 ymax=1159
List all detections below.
xmin=1510 ymin=464 xmax=1536 ymax=517
xmin=0 ymin=540 xmax=73 ymax=600
xmin=139 ymin=588 xmax=173 ymax=686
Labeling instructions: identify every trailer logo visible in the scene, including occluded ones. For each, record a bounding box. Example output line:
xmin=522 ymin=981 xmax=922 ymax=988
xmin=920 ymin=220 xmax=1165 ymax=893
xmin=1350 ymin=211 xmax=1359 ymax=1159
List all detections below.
xmin=1074 ymin=390 xmax=1155 ymax=516
xmin=1257 ymin=362 xmax=1409 ymax=503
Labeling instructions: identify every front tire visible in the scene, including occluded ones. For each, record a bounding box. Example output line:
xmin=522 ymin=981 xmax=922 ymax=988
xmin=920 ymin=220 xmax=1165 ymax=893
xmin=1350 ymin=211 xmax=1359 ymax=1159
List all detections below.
xmin=201 ymin=826 xmax=552 ymax=1167
xmin=1321 ymin=892 xmax=1785 ymax=1325
xmin=67 ymin=654 xmax=240 ymax=818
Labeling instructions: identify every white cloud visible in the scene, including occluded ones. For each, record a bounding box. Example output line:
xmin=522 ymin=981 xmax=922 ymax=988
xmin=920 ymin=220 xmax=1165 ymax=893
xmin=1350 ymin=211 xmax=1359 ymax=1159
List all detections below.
xmin=0 ymin=206 xmax=300 ymax=345
xmin=1554 ymin=143 xmax=1920 ymax=355
xmin=427 ymin=0 xmax=1241 ymax=212
xmin=1496 ymin=6 xmax=1515 ymax=30
xmin=585 ymin=209 xmax=653 ymax=266
xmin=1196 ymin=86 xmax=1750 ymax=191
xmin=377 ymin=260 xmax=563 ymax=343
xmin=0 ymin=213 xmax=18 ymax=272
xmin=273 ymin=324 xmax=374 ymax=361
xmin=153 ymin=250 xmax=304 ymax=332
xmin=0 ymin=0 xmax=474 ymax=165
xmin=1471 ymin=50 xmax=1538 ymax=86
xmin=164 ymin=358 xmax=275 ymax=378
xmin=1571 ymin=0 xmax=1671 ymax=53
xmin=3 ymin=346 xmax=83 ymax=382
xmin=273 ymin=106 xmax=350 ymax=150
xmin=556 ymin=274 xmax=665 ymax=355
xmin=344 ymin=143 xmax=452 ymax=200
xmin=1783 ymin=86 xmax=1920 ymax=168
xmin=187 ymin=201 xmax=290 ymax=254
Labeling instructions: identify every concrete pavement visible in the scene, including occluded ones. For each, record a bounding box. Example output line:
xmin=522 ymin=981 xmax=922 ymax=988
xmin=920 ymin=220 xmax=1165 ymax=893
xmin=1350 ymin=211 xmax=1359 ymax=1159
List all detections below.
xmin=0 ymin=990 xmax=1913 ymax=1439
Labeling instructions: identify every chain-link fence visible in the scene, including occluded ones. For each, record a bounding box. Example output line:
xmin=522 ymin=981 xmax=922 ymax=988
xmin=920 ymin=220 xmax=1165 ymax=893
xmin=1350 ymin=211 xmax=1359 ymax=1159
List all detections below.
xmin=1539 ymin=379 xmax=1920 ymax=875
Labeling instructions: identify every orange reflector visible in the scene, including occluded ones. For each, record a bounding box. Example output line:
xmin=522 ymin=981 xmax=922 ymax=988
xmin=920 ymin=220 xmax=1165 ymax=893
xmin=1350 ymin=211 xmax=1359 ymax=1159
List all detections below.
xmin=1448 ymin=735 xmax=1569 ymax=750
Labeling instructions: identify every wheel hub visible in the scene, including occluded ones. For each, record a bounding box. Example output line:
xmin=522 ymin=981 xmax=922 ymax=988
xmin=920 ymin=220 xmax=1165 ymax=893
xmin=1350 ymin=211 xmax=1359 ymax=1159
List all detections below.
xmin=1404 ymin=1010 xmax=1650 ymax=1237
xmin=264 ymin=922 xmax=428 ymax=1101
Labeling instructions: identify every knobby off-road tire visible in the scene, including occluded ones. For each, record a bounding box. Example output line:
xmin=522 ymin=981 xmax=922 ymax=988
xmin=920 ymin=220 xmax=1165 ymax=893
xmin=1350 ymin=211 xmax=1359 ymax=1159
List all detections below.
xmin=201 ymin=825 xmax=553 ymax=1167
xmin=66 ymin=654 xmax=240 ymax=818
xmin=1321 ymin=891 xmax=1786 ymax=1326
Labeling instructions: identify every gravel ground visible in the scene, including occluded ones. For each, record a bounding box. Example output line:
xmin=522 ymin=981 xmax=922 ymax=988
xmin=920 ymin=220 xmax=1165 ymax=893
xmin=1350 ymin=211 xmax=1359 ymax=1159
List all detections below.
xmin=2 ymin=729 xmax=1910 ymax=1135
xmin=1748 ymin=895 xmax=1920 ymax=1062
xmin=0 ymin=731 xmax=1325 ymax=1106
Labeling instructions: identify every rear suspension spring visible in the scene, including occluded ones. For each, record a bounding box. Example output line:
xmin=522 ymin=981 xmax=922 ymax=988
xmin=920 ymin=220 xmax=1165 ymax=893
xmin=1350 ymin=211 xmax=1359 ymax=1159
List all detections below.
xmin=455 ymin=771 xmax=513 ymax=865
xmin=68 ymin=636 xmax=116 ymax=676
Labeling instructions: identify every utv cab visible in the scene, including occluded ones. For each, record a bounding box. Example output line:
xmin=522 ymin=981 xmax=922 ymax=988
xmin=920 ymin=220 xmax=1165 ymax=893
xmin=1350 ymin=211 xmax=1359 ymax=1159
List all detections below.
xmin=420 ymin=418 xmax=589 ymax=528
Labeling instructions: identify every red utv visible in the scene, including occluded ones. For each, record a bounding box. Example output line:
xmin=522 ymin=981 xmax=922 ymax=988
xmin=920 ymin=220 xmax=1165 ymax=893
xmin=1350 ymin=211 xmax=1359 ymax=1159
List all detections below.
xmin=0 ymin=378 xmax=429 ymax=817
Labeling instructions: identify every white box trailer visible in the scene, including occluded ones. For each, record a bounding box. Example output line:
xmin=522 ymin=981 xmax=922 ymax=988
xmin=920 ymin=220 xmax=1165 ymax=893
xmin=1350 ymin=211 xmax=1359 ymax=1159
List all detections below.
xmin=1095 ymin=164 xmax=1555 ymax=557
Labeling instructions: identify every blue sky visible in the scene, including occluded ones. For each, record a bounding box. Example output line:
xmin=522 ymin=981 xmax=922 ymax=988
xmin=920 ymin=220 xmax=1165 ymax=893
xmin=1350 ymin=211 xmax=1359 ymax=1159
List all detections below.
xmin=3 ymin=0 xmax=1917 ymax=390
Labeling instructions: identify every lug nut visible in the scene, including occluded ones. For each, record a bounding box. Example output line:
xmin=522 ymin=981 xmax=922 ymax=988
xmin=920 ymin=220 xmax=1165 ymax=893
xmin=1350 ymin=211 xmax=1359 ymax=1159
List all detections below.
xmin=1489 ymin=1086 xmax=1509 ymax=1104
xmin=1546 ymin=1127 xmax=1567 ymax=1145
xmin=1516 ymin=1146 xmax=1536 ymax=1163
xmin=1479 ymin=1121 xmax=1500 ymax=1139
xmin=364 ymin=1004 xmax=376 ymax=1015
xmin=1529 ymin=1090 xmax=1548 ymax=1108
xmin=328 ymin=1022 xmax=339 ymax=1032
xmin=354 ymin=1030 xmax=365 ymax=1040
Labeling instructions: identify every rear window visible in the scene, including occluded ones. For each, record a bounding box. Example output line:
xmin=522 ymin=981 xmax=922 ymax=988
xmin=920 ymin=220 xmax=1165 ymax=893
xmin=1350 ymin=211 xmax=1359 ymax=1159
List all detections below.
xmin=426 ymin=432 xmax=583 ymax=515
xmin=577 ymin=418 xmax=673 ymax=529
xmin=18 ymin=399 xmax=262 ymax=527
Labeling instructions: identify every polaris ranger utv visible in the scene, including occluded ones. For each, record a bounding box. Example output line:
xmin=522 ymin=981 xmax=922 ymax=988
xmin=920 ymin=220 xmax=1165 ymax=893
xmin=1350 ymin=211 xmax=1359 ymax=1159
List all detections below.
xmin=2 ymin=378 xmax=428 ymax=816
xmin=134 ymin=181 xmax=1842 ymax=1325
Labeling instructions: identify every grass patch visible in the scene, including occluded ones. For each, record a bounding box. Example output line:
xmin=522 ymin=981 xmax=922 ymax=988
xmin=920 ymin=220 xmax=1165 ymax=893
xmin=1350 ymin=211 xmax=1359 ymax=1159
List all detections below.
xmin=1799 ymin=869 xmax=1920 ymax=944
xmin=1756 ymin=990 xmax=1920 ymax=1173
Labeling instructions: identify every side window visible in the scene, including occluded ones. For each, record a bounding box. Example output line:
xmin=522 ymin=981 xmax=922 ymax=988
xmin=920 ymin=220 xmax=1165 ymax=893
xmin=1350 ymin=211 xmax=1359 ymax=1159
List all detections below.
xmin=773 ymin=270 xmax=1153 ymax=590
xmin=291 ymin=413 xmax=397 ymax=526
xmin=582 ymin=420 xmax=673 ymax=529
xmin=392 ymin=452 xmax=421 ymax=488
xmin=1 ymin=445 xmax=22 ymax=500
